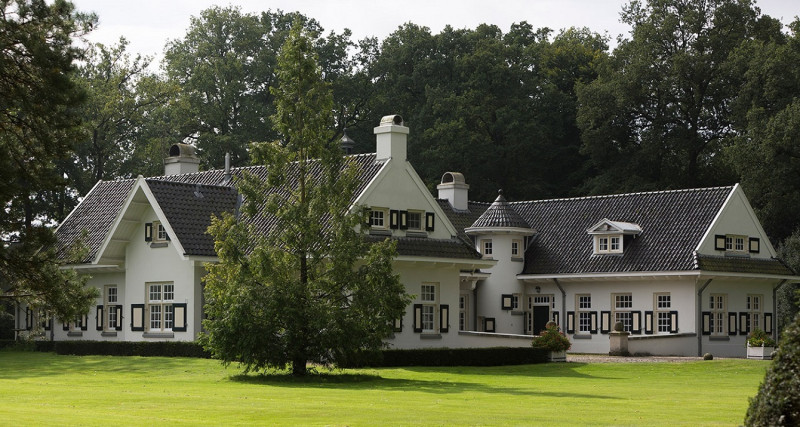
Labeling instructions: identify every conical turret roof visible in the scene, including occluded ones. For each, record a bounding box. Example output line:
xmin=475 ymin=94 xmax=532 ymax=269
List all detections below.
xmin=467 ymin=190 xmax=532 ymax=231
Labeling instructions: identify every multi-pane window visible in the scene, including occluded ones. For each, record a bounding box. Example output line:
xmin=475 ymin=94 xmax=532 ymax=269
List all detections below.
xmin=421 ymin=283 xmax=437 ymax=332
xmin=104 ymin=285 xmax=118 ymax=331
xmin=710 ymin=294 xmax=727 ymax=335
xmin=511 ymin=240 xmax=521 ymax=257
xmin=511 ymin=294 xmax=520 ymax=310
xmin=482 ymin=240 xmax=493 ymax=256
xmin=610 ymin=237 xmax=620 ymax=251
xmin=369 ymin=210 xmax=385 ymax=228
xmin=613 ymin=294 xmax=633 ymax=332
xmin=595 ymin=235 xmax=623 ymax=254
xmin=725 ymin=235 xmax=746 ymax=252
xmin=577 ymin=294 xmax=591 ymax=333
xmin=747 ymin=294 xmax=762 ymax=331
xmin=147 ymin=283 xmax=174 ymax=332
xmin=598 ymin=237 xmax=608 ymax=252
xmin=407 ymin=212 xmax=422 ymax=230
xmin=655 ymin=293 xmax=671 ymax=333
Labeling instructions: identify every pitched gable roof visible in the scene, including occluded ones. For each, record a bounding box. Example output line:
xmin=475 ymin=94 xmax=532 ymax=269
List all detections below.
xmin=515 ymin=186 xmax=734 ymax=274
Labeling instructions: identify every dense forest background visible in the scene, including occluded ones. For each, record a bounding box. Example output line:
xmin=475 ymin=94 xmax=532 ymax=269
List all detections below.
xmin=24 ymin=0 xmax=800 ymax=262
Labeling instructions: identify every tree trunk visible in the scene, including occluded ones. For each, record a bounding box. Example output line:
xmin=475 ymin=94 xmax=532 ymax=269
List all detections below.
xmin=292 ymin=357 xmax=307 ymax=376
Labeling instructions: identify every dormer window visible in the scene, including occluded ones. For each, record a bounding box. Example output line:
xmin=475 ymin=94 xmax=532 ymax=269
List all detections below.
xmin=725 ymin=235 xmax=745 ymax=252
xmin=587 ymin=218 xmax=641 ymax=255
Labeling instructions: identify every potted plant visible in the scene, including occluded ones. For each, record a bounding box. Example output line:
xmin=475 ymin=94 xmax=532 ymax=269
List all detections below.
xmin=532 ymin=322 xmax=571 ymax=362
xmin=746 ymin=328 xmax=776 ymax=360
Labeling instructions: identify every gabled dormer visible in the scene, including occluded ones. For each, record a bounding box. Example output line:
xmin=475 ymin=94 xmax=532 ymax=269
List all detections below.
xmin=586 ymin=219 xmax=642 ymax=255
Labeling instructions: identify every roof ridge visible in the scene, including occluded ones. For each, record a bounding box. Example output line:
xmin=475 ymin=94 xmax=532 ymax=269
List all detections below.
xmin=508 ymin=185 xmax=735 ymax=205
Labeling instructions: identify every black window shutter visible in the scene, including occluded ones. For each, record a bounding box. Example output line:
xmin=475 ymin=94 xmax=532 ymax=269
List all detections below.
xmin=566 ymin=311 xmax=575 ymax=334
xmin=399 ymin=211 xmax=408 ymax=230
xmin=728 ymin=312 xmax=737 ymax=336
xmin=413 ymin=304 xmax=422 ymax=333
xmin=600 ymin=311 xmax=611 ymax=334
xmin=131 ymin=304 xmax=145 ymax=331
xmin=701 ymin=311 xmax=711 ymax=335
xmin=96 ymin=305 xmax=104 ymax=331
xmin=425 ymin=212 xmax=435 ymax=231
xmin=144 ymin=223 xmax=153 ymax=242
xmin=440 ymin=304 xmax=449 ymax=333
xmin=669 ymin=311 xmax=679 ymax=333
xmin=25 ymin=308 xmax=32 ymax=330
xmin=173 ymin=303 xmax=188 ymax=332
xmin=632 ymin=311 xmax=642 ymax=334
xmin=748 ymin=237 xmax=760 ymax=253
xmin=393 ymin=317 xmax=402 ymax=333
xmin=389 ymin=210 xmax=399 ymax=229
xmin=485 ymin=317 xmax=495 ymax=332
xmin=115 ymin=305 xmax=123 ymax=331
xmin=81 ymin=314 xmax=88 ymax=331
xmin=714 ymin=235 xmax=726 ymax=250
xmin=590 ymin=311 xmax=598 ymax=334
xmin=501 ymin=294 xmax=512 ymax=310
xmin=739 ymin=312 xmax=749 ymax=335
xmin=644 ymin=311 xmax=654 ymax=334
xmin=552 ymin=311 xmax=560 ymax=326
xmin=62 ymin=322 xmax=69 ymax=331
xmin=764 ymin=313 xmax=773 ymax=334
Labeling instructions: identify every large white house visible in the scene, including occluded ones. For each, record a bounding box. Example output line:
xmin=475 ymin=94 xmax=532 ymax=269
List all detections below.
xmin=17 ymin=115 xmax=798 ymax=357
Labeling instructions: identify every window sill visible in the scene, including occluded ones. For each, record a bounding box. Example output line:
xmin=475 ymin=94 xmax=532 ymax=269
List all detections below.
xmin=67 ymin=331 xmax=83 ymax=337
xmin=369 ymin=229 xmax=391 ymax=236
xmin=510 ymin=310 xmax=524 ymax=316
xmin=511 ymin=257 xmax=524 ymax=262
xmin=572 ymin=334 xmax=592 ymax=339
xmin=420 ymin=333 xmax=442 ymax=340
xmin=143 ymin=332 xmax=174 ymax=339
xmin=150 ymin=242 xmax=169 ymax=248
xmin=101 ymin=331 xmax=118 ymax=337
xmin=405 ymin=231 xmax=428 ymax=238
xmin=709 ymin=335 xmax=730 ymax=341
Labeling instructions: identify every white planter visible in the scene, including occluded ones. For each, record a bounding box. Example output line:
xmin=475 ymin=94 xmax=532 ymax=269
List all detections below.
xmin=548 ymin=350 xmax=567 ymax=362
xmin=747 ymin=345 xmax=774 ymax=360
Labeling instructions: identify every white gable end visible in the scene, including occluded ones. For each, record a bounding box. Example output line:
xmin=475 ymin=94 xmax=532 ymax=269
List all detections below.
xmin=697 ymin=184 xmax=776 ymax=258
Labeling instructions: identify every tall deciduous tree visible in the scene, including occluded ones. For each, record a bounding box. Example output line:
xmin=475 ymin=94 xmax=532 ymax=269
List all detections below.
xmin=0 ymin=0 xmax=96 ymax=321
xmin=576 ymin=0 xmax=774 ymax=194
xmin=201 ymin=21 xmax=409 ymax=376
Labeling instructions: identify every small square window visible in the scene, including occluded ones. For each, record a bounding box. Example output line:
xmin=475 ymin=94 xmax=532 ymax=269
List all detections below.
xmin=482 ymin=240 xmax=493 ymax=256
xmin=407 ymin=212 xmax=422 ymax=230
xmin=369 ymin=210 xmax=386 ymax=228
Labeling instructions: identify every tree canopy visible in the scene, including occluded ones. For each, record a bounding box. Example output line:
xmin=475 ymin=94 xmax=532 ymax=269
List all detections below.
xmin=201 ymin=22 xmax=410 ymax=375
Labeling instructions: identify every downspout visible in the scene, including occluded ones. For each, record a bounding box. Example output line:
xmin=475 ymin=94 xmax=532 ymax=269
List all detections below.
xmin=553 ymin=278 xmax=566 ymax=332
xmin=696 ymin=278 xmax=713 ymax=357
xmin=773 ymin=280 xmax=787 ymax=342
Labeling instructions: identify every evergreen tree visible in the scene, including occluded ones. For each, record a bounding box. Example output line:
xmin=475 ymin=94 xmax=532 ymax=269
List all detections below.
xmin=201 ymin=21 xmax=409 ymax=376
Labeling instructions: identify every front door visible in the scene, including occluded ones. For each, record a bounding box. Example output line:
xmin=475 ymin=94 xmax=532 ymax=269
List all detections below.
xmin=533 ymin=305 xmax=550 ymax=335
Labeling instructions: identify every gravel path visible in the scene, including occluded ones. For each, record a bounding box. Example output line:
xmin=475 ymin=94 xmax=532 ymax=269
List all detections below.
xmin=567 ymin=354 xmax=707 ymax=363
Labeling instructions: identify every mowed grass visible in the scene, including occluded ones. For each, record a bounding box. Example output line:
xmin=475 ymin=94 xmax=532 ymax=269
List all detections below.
xmin=0 ymin=351 xmax=768 ymax=426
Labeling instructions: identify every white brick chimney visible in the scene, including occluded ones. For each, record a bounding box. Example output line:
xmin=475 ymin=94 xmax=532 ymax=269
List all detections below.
xmin=164 ymin=143 xmax=200 ymax=175
xmin=374 ymin=114 xmax=408 ymax=161
xmin=437 ymin=172 xmax=470 ymax=211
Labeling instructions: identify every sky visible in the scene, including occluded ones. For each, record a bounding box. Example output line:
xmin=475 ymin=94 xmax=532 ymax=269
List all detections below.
xmin=71 ymin=0 xmax=799 ymax=64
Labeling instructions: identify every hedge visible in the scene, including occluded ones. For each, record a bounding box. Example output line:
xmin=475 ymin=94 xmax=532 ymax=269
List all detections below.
xmin=342 ymin=347 xmax=550 ymax=368
xmin=41 ymin=340 xmax=210 ymax=358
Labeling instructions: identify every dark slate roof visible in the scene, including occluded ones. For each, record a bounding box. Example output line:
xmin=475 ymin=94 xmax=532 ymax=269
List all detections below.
xmin=468 ymin=191 xmax=531 ymax=230
xmin=436 ymin=200 xmax=488 ymax=242
xmin=146 ymin=180 xmax=238 ymax=257
xmin=56 ymin=154 xmax=393 ymax=261
xmin=695 ymin=254 xmax=795 ymax=276
xmin=515 ymin=186 xmax=734 ymax=274
xmin=55 ymin=179 xmax=135 ymax=263
xmin=365 ymin=235 xmax=482 ymax=259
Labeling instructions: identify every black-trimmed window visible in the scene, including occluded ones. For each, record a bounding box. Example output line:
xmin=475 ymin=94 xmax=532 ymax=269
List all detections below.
xmin=747 ymin=294 xmax=762 ymax=331
xmin=147 ymin=283 xmax=175 ymax=332
xmin=709 ymin=294 xmax=726 ymax=335
xmin=612 ymin=293 xmax=633 ymax=332
xmin=369 ymin=209 xmax=386 ymax=229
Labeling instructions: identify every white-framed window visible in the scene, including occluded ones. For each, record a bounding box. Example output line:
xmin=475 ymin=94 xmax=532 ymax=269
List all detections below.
xmin=709 ymin=294 xmax=726 ymax=335
xmin=407 ymin=211 xmax=422 ymax=231
xmin=482 ymin=239 xmax=493 ymax=257
xmin=511 ymin=293 xmax=520 ymax=310
xmin=104 ymin=285 xmax=118 ymax=331
xmin=369 ymin=209 xmax=386 ymax=229
xmin=725 ymin=235 xmax=746 ymax=253
xmin=511 ymin=239 xmax=522 ymax=257
xmin=612 ymin=293 xmax=633 ymax=332
xmin=147 ymin=283 xmax=174 ymax=332
xmin=459 ymin=294 xmax=468 ymax=331
xmin=421 ymin=283 xmax=438 ymax=332
xmin=577 ymin=294 xmax=592 ymax=333
xmin=655 ymin=293 xmax=671 ymax=333
xmin=747 ymin=294 xmax=762 ymax=331
xmin=595 ymin=235 xmax=623 ymax=254
xmin=151 ymin=221 xmax=169 ymax=242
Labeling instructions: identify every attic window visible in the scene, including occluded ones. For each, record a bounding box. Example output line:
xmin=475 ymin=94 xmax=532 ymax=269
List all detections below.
xmin=587 ymin=219 xmax=641 ymax=255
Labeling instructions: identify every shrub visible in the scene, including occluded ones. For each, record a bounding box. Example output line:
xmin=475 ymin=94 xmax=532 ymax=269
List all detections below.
xmin=531 ymin=324 xmax=571 ymax=352
xmin=342 ymin=347 xmax=549 ymax=368
xmin=747 ymin=328 xmax=777 ymax=347
xmin=745 ymin=312 xmax=800 ymax=426
xmin=39 ymin=341 xmax=210 ymax=358
xmin=703 ymin=353 xmax=713 ymax=360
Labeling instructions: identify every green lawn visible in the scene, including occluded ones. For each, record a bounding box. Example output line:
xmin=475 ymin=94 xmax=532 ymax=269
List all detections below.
xmin=0 ymin=351 xmax=768 ymax=426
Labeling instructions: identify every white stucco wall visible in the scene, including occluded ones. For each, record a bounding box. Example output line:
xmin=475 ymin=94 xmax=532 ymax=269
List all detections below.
xmin=698 ymin=186 xmax=776 ymax=258
xmin=472 ymin=233 xmax=527 ymax=334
